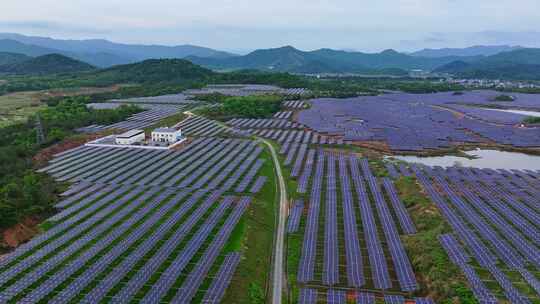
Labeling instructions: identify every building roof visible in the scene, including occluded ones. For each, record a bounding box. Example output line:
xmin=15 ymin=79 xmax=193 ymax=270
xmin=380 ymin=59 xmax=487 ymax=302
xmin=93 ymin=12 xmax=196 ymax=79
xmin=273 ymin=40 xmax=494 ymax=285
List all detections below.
xmin=153 ymin=127 xmax=179 ymax=133
xmin=117 ymin=129 xmax=144 ymax=138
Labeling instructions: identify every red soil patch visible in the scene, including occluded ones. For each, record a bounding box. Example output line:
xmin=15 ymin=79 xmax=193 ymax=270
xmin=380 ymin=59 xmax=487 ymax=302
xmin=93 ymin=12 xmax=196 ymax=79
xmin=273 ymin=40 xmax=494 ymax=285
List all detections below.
xmin=351 ymin=140 xmax=391 ymax=153
xmin=2 ymin=217 xmax=41 ymax=248
xmin=33 ymin=132 xmax=112 ymax=167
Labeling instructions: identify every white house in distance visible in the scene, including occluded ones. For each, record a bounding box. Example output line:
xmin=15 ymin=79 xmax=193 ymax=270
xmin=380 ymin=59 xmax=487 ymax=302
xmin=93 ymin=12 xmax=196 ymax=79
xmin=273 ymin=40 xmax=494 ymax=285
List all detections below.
xmin=115 ymin=129 xmax=145 ymax=145
xmin=151 ymin=127 xmax=183 ymax=144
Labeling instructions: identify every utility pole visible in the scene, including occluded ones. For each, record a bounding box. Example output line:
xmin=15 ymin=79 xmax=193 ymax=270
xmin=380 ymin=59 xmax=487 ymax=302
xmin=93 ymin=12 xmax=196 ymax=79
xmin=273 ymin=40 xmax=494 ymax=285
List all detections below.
xmin=35 ymin=114 xmax=45 ymax=145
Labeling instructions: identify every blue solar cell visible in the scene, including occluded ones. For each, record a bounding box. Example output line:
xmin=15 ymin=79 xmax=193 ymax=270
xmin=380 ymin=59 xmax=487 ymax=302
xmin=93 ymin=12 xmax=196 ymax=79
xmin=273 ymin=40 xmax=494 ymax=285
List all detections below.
xmin=201 ymin=252 xmax=242 ymax=304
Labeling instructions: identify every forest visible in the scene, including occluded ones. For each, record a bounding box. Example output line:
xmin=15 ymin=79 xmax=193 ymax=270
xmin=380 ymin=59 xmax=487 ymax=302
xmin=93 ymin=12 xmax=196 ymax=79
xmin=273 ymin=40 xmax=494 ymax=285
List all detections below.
xmin=0 ymin=97 xmax=140 ymax=231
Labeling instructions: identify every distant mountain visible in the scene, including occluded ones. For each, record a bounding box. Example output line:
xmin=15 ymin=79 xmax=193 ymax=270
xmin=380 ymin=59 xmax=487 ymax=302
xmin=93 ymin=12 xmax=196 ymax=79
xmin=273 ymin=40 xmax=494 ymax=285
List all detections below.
xmin=0 ymin=33 xmax=238 ymax=67
xmin=434 ymin=48 xmax=540 ymax=80
xmin=0 ymin=39 xmax=59 ymax=57
xmin=0 ymin=52 xmax=31 ymax=66
xmin=0 ymin=54 xmax=95 ymax=75
xmin=411 ymin=45 xmax=523 ymax=58
xmin=187 ymin=46 xmax=359 ymax=73
xmin=187 ymin=46 xmax=478 ymax=74
xmin=0 ymin=39 xmax=123 ymax=67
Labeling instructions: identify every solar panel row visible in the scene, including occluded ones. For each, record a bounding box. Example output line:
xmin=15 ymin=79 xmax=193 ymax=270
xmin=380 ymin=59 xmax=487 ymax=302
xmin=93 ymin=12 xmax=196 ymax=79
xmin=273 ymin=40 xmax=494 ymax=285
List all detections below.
xmin=297 ymin=151 xmax=325 ymax=283
xmin=201 ymin=252 xmax=242 ymax=303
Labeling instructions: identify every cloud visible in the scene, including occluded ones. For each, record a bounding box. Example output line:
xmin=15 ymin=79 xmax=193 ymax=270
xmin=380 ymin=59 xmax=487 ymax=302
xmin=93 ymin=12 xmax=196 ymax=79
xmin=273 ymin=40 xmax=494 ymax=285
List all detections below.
xmin=0 ymin=20 xmax=109 ymax=35
xmin=0 ymin=1 xmax=538 ymax=51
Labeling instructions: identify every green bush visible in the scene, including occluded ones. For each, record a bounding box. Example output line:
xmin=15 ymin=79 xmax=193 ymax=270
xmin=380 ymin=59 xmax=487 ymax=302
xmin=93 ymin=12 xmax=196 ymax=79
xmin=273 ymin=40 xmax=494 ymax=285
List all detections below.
xmin=198 ymin=95 xmax=283 ymax=120
xmin=524 ymin=116 xmax=540 ymax=124
xmin=493 ymin=94 xmax=514 ymax=102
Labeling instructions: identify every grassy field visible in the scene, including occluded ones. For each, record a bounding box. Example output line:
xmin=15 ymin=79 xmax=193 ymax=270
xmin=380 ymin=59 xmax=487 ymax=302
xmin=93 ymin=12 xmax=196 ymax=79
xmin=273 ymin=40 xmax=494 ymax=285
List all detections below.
xmin=0 ymin=91 xmax=45 ymax=127
xmin=221 ymin=143 xmax=278 ymax=304
xmin=393 ymin=175 xmax=476 ymax=303
xmin=0 ymin=86 xmax=122 ymax=127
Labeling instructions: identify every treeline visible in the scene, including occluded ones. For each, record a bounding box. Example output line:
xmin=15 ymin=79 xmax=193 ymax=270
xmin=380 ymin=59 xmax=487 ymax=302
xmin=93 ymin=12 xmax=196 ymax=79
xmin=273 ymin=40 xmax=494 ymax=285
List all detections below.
xmin=196 ymin=95 xmax=283 ymax=120
xmin=0 ymin=97 xmax=140 ymax=230
xmin=524 ymin=116 xmax=540 ymax=124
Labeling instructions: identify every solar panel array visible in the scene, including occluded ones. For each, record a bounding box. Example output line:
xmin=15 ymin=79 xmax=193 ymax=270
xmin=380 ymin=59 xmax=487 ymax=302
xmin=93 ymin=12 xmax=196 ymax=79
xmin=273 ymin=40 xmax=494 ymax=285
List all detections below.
xmin=225 ymin=98 xmax=346 ymax=147
xmin=202 ymin=252 xmax=242 ymax=303
xmin=411 ymin=164 xmax=540 ymax=303
xmin=184 ymin=84 xmax=309 ymax=97
xmin=109 ymin=93 xmax=197 ymax=105
xmin=246 ymin=128 xmax=343 ymax=146
xmin=293 ymin=152 xmax=422 ymax=300
xmin=297 ymin=92 xmax=540 ymax=151
xmin=175 ymin=115 xmax=229 ymax=137
xmin=273 ymin=111 xmax=293 ymax=119
xmin=2 ymin=134 xmax=276 ymax=303
xmin=284 ymin=99 xmax=308 ymax=109
xmin=0 ymin=188 xmax=250 ymax=303
xmin=76 ymin=104 xmax=185 ymax=133
xmin=37 ymin=138 xmax=266 ymax=194
xmin=287 ymin=200 xmax=304 ymax=233
xmin=227 ymin=118 xmax=302 ymax=129
xmin=296 ymin=290 xmax=440 ymax=303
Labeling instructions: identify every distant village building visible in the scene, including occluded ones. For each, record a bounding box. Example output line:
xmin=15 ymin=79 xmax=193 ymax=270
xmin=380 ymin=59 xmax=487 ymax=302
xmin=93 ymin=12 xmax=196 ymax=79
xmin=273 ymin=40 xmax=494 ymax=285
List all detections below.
xmin=115 ymin=129 xmax=145 ymax=145
xmin=151 ymin=127 xmax=183 ymax=144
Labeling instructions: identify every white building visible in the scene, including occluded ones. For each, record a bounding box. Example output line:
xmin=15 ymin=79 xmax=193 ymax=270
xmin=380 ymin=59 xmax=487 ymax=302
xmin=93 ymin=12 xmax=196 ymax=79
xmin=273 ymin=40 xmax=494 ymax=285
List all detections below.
xmin=115 ymin=129 xmax=145 ymax=145
xmin=151 ymin=127 xmax=183 ymax=144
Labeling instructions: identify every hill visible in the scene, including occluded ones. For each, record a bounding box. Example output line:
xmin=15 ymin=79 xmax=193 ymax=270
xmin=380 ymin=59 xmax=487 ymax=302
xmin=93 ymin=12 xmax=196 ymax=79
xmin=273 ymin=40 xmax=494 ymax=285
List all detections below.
xmin=435 ymin=48 xmax=540 ymax=80
xmin=0 ymin=52 xmax=31 ymax=66
xmin=0 ymin=54 xmax=95 ymax=75
xmin=187 ymin=46 xmax=478 ymax=73
xmin=411 ymin=45 xmax=523 ymax=58
xmin=0 ymin=33 xmax=238 ymax=67
xmin=90 ymin=58 xmax=215 ymax=84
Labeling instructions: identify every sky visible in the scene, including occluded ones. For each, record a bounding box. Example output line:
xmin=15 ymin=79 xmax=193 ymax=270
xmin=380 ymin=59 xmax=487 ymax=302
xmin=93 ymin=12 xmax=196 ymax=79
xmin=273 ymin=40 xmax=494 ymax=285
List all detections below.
xmin=1 ymin=0 xmax=540 ymax=53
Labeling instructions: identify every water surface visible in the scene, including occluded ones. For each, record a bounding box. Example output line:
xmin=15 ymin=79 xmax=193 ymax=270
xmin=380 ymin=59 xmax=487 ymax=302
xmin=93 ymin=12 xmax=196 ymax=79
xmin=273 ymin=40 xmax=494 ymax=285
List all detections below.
xmin=389 ymin=149 xmax=540 ymax=170
xmin=488 ymin=108 xmax=540 ymax=118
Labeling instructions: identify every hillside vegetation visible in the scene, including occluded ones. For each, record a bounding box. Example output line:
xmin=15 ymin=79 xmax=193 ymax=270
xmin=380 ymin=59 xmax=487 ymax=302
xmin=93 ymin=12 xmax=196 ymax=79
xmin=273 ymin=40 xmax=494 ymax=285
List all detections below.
xmin=435 ymin=48 xmax=540 ymax=80
xmin=196 ymin=95 xmax=283 ymax=120
xmin=0 ymin=96 xmax=141 ymax=231
xmin=0 ymin=54 xmax=95 ymax=75
xmin=0 ymin=58 xmax=216 ymax=95
xmin=93 ymin=58 xmax=215 ymax=84
xmin=187 ymin=46 xmax=480 ymax=73
xmin=0 ymin=52 xmax=31 ymax=66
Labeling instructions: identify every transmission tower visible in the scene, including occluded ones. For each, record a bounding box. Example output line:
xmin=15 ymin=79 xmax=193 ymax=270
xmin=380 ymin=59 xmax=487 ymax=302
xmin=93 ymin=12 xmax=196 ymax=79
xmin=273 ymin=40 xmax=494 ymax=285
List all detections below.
xmin=35 ymin=114 xmax=45 ymax=144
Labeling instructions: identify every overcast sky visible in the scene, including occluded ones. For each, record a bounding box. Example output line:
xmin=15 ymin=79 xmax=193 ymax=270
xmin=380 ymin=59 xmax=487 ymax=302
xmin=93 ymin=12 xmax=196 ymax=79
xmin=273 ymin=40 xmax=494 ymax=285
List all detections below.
xmin=1 ymin=0 xmax=539 ymax=53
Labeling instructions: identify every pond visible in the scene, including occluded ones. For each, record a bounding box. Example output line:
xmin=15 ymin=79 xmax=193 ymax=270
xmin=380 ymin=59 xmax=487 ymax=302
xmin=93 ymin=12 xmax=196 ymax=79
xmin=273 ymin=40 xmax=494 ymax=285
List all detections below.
xmin=488 ymin=108 xmax=540 ymax=118
xmin=388 ymin=149 xmax=540 ymax=170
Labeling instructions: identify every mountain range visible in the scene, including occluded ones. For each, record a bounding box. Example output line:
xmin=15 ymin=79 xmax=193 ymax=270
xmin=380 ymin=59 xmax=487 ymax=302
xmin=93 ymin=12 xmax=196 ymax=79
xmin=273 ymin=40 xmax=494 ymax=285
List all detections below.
xmin=0 ymin=33 xmax=237 ymax=67
xmin=435 ymin=48 xmax=540 ymax=80
xmin=410 ymin=45 xmax=523 ymax=58
xmin=1 ymin=33 xmax=540 ymax=79
xmin=188 ymin=45 xmax=540 ymax=79
xmin=186 ymin=46 xmax=482 ymax=74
